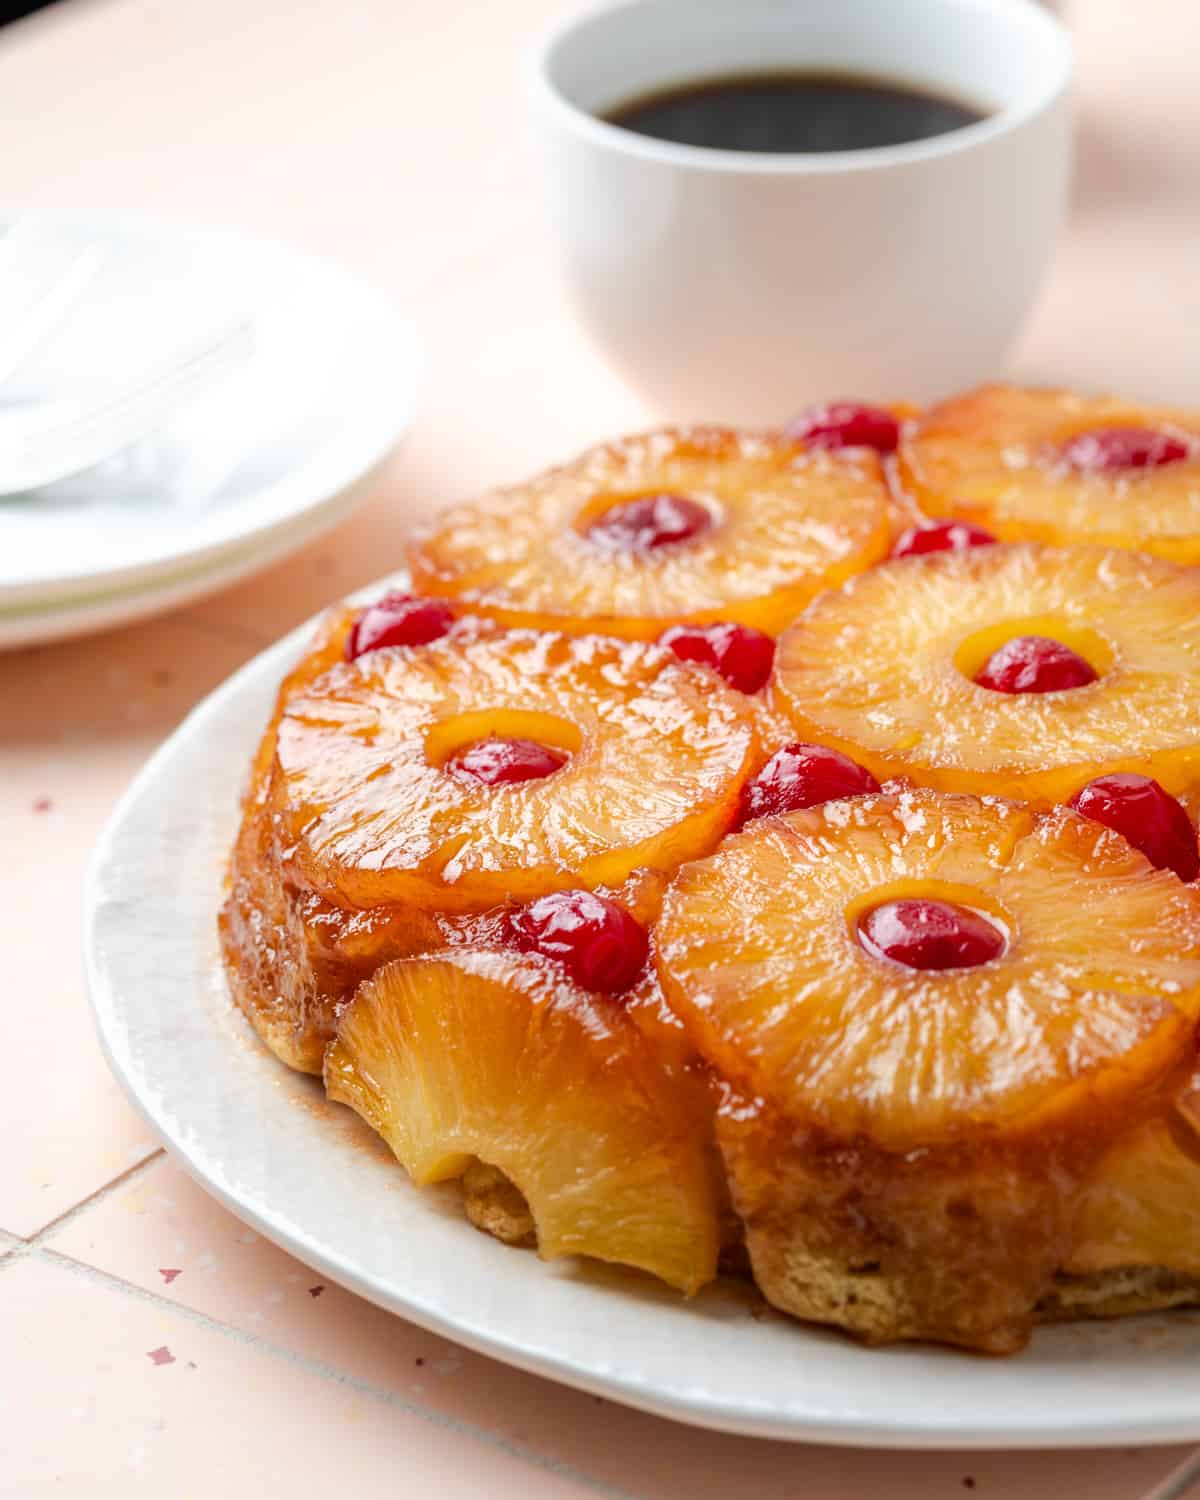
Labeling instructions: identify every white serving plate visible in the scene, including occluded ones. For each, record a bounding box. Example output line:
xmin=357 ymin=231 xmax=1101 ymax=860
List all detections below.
xmin=84 ymin=592 xmax=1200 ymax=1448
xmin=0 ymin=216 xmax=417 ymax=641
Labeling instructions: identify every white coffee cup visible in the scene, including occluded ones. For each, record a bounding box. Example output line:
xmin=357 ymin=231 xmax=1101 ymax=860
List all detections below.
xmin=526 ymin=0 xmax=1073 ymax=422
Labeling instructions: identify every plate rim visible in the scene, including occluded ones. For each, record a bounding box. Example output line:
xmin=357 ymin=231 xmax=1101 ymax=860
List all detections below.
xmin=83 ymin=593 xmax=1200 ymax=1451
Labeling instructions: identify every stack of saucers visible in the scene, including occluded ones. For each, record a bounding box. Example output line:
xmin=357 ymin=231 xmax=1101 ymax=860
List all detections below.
xmin=0 ymin=216 xmax=417 ymax=648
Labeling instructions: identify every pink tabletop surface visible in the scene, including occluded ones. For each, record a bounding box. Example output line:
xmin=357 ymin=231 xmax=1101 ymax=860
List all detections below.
xmin=2 ymin=0 xmax=1198 ymax=1493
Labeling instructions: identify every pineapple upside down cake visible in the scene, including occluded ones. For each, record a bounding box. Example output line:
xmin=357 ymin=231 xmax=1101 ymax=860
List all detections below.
xmin=222 ymin=389 xmax=1200 ymax=1353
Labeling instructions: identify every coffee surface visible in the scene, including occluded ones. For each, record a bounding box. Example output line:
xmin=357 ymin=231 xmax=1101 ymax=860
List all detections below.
xmin=605 ymin=71 xmax=987 ymax=153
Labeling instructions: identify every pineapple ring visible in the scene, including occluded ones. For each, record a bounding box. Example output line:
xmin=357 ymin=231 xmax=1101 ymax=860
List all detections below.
xmin=274 ymin=630 xmax=756 ymax=911
xmin=657 ymin=789 xmax=1200 ymax=1153
xmin=324 ymin=947 xmax=721 ymax=1293
xmin=897 ymin=384 xmax=1200 ymax=562
xmin=774 ymin=544 xmax=1200 ymax=803
xmin=223 ymin=608 xmax=684 ymax=1073
xmin=408 ymin=427 xmax=892 ymax=639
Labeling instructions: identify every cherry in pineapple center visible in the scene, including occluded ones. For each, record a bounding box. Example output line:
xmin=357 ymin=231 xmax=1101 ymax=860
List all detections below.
xmin=447 ymin=738 xmax=569 ymax=786
xmin=858 ymin=898 xmax=1007 ymax=972
xmin=952 ymin=617 xmax=1112 ymax=697
xmin=582 ymin=494 xmax=713 ymax=553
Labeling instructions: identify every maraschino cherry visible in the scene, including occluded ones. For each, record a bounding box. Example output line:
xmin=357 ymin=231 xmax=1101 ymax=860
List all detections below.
xmin=509 ymin=890 xmax=649 ymax=994
xmin=447 ymin=738 xmax=568 ymax=787
xmin=660 ymin=622 xmax=775 ymax=694
xmin=1060 ymin=427 xmax=1191 ymax=472
xmin=1070 ymin=774 xmax=1199 ymax=883
xmin=892 ymin=520 xmax=997 ymax=558
xmin=974 ymin=635 xmax=1097 ymax=694
xmin=785 ymin=401 xmax=900 ymax=454
xmin=859 ymin=899 xmax=1005 ymax=971
xmin=346 ymin=594 xmax=455 ymax=660
xmin=739 ymin=742 xmax=880 ymax=826
xmin=585 ymin=495 xmax=711 ymax=553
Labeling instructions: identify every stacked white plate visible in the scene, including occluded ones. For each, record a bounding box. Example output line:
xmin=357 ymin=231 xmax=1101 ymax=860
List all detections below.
xmin=0 ymin=216 xmax=418 ymax=648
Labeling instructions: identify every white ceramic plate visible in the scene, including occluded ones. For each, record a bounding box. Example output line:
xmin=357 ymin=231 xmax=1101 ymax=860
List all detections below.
xmin=0 ymin=463 xmax=381 ymax=650
xmin=85 ymin=595 xmax=1200 ymax=1449
xmin=0 ymin=216 xmax=417 ymax=636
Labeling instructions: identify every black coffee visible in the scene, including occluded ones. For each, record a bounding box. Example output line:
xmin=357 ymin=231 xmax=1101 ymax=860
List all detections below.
xmin=604 ymin=71 xmax=987 ymax=154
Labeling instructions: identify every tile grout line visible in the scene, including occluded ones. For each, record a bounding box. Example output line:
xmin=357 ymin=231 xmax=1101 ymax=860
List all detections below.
xmin=33 ymin=1247 xmax=645 ymax=1500
xmin=1137 ymin=1447 xmax=1200 ymax=1500
xmin=0 ymin=1149 xmax=166 ymax=1268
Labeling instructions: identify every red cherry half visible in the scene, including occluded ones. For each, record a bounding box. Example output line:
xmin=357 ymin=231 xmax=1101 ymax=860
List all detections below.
xmin=660 ymin=622 xmax=775 ymax=694
xmin=785 ymin=401 xmax=900 ymax=454
xmin=508 ymin=890 xmax=649 ymax=994
xmin=347 ymin=594 xmax=455 ymax=660
xmin=739 ymin=741 xmax=880 ymax=826
xmin=892 ymin=520 xmax=998 ymax=558
xmin=585 ymin=495 xmax=711 ymax=553
xmin=1069 ymin=774 xmax=1199 ymax=884
xmin=447 ymin=738 xmax=568 ymax=787
xmin=858 ymin=898 xmax=1006 ymax=972
xmin=1060 ymin=426 xmax=1191 ymax=472
xmin=974 ymin=636 xmax=1098 ymax=694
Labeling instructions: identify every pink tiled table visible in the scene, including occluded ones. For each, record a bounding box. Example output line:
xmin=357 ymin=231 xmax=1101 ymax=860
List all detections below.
xmin=2 ymin=1 xmax=1198 ymax=1493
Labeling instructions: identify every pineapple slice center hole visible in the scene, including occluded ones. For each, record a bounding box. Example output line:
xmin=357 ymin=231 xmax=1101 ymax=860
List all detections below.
xmin=574 ymin=491 xmax=718 ymax=553
xmin=426 ymin=710 xmax=581 ymax=780
xmin=953 ymin=616 xmax=1116 ymax=685
xmin=846 ymin=880 xmax=1013 ymax=973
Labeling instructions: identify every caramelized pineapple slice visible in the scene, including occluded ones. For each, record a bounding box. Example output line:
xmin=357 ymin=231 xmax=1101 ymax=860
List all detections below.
xmin=897 ymin=384 xmax=1200 ymax=562
xmin=224 ymin=628 xmax=678 ymax=1078
xmin=658 ymin=791 xmax=1200 ymax=1149
xmin=774 ymin=544 xmax=1200 ymax=803
xmin=656 ymin=789 xmax=1200 ymax=1349
xmin=274 ymin=630 xmax=755 ymax=912
xmin=325 ymin=948 xmax=721 ymax=1293
xmin=408 ymin=427 xmax=892 ymax=639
